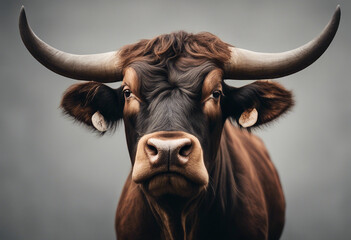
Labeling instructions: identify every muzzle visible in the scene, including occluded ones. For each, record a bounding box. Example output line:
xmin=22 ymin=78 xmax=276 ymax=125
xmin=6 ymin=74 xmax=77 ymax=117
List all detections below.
xmin=132 ymin=131 xmax=209 ymax=198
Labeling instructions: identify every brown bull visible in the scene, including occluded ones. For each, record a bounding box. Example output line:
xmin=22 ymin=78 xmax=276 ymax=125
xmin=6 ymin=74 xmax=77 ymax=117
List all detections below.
xmin=19 ymin=6 xmax=340 ymax=240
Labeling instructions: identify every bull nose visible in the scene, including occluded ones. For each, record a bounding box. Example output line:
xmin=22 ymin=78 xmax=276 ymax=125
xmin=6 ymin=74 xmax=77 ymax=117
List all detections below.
xmin=133 ymin=131 xmax=208 ymax=187
xmin=145 ymin=137 xmax=192 ymax=166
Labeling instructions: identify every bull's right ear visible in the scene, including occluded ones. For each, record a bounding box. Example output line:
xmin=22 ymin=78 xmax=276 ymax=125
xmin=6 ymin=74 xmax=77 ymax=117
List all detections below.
xmin=60 ymin=82 xmax=123 ymax=133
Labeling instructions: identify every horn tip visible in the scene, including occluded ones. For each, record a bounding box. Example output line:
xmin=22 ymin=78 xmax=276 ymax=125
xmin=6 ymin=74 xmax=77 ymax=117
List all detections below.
xmin=335 ymin=5 xmax=341 ymax=18
xmin=19 ymin=6 xmax=30 ymax=40
xmin=20 ymin=6 xmax=25 ymax=15
xmin=19 ymin=6 xmax=27 ymax=24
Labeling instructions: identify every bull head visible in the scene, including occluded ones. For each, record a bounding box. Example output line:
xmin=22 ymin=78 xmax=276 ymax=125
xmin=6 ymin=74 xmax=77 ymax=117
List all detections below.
xmin=19 ymin=6 xmax=340 ymax=203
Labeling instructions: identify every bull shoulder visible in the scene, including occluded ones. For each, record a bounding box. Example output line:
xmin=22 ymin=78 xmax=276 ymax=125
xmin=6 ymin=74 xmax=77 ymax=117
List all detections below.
xmin=219 ymin=120 xmax=285 ymax=239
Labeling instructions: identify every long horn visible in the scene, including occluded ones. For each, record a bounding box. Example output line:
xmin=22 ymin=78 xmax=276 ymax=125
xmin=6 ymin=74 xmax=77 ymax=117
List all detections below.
xmin=224 ymin=6 xmax=341 ymax=80
xmin=19 ymin=6 xmax=122 ymax=82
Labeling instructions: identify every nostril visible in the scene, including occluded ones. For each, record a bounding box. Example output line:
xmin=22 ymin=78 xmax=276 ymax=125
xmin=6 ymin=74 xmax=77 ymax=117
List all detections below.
xmin=179 ymin=143 xmax=192 ymax=157
xmin=146 ymin=144 xmax=158 ymax=156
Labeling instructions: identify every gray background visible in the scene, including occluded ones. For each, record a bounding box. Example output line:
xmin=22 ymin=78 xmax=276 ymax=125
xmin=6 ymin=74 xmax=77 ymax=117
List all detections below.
xmin=1 ymin=0 xmax=350 ymax=239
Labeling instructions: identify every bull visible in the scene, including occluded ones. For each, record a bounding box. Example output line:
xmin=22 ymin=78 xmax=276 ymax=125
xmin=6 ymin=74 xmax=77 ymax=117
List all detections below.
xmin=19 ymin=5 xmax=340 ymax=240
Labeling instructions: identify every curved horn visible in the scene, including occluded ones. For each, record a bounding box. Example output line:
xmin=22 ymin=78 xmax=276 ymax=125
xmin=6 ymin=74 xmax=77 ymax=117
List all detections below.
xmin=19 ymin=6 xmax=122 ymax=82
xmin=224 ymin=5 xmax=341 ymax=80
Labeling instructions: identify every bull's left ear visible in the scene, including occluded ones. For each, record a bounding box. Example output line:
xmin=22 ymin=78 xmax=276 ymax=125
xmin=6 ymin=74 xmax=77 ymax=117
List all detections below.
xmin=223 ymin=81 xmax=294 ymax=128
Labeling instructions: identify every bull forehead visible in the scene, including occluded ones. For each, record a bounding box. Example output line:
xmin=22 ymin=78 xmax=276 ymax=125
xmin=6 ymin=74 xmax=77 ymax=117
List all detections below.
xmin=145 ymin=93 xmax=199 ymax=133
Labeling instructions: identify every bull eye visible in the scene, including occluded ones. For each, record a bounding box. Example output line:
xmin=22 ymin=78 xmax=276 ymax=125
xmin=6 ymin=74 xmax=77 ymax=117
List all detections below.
xmin=212 ymin=90 xmax=222 ymax=99
xmin=123 ymin=89 xmax=132 ymax=99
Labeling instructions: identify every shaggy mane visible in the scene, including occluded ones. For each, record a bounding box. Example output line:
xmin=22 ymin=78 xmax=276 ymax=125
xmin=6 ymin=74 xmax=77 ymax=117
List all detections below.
xmin=119 ymin=31 xmax=231 ymax=69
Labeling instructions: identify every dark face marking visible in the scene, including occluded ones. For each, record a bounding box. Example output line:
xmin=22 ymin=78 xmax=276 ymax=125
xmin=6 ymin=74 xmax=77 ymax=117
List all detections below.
xmin=122 ymin=60 xmax=225 ymax=168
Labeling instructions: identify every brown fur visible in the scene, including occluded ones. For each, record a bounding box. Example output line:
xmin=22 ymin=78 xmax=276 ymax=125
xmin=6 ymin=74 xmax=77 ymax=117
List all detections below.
xmin=119 ymin=31 xmax=231 ymax=69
